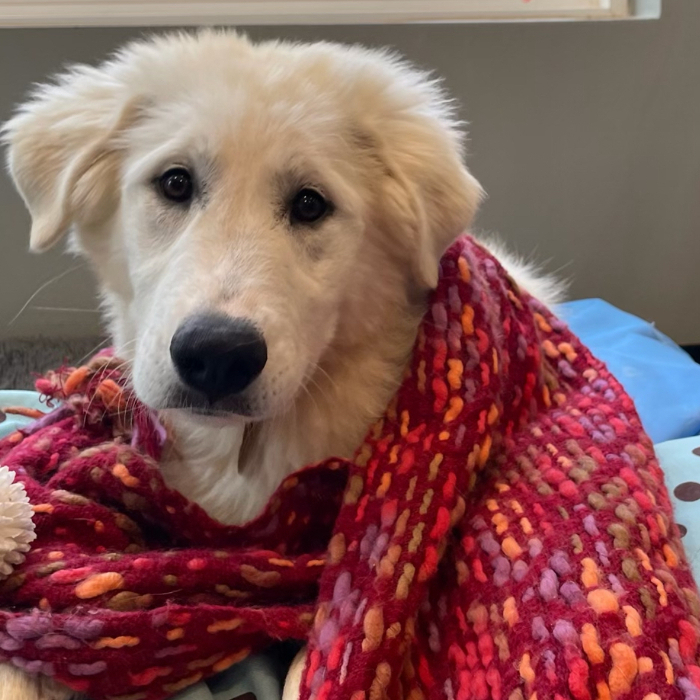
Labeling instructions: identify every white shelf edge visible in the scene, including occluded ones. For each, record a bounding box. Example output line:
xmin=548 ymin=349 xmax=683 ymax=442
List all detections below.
xmin=0 ymin=1 xmax=663 ymax=28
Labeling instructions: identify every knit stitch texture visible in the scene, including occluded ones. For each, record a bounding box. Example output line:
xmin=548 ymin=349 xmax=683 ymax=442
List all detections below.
xmin=0 ymin=235 xmax=697 ymax=700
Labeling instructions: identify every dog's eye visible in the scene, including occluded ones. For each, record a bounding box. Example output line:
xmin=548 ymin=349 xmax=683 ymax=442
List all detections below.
xmin=290 ymin=189 xmax=329 ymax=225
xmin=158 ymin=168 xmax=194 ymax=204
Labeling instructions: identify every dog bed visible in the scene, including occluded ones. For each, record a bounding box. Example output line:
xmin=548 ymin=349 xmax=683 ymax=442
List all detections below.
xmin=0 ymin=236 xmax=698 ymax=700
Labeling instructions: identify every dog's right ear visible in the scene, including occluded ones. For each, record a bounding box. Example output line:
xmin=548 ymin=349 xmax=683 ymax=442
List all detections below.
xmin=350 ymin=51 xmax=484 ymax=290
xmin=2 ymin=65 xmax=136 ymax=252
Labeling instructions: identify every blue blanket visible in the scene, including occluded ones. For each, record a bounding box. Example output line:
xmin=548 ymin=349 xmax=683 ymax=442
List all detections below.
xmin=561 ymin=298 xmax=700 ymax=443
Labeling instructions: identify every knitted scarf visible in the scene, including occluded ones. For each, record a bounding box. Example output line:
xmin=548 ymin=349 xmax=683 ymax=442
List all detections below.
xmin=0 ymin=236 xmax=698 ymax=700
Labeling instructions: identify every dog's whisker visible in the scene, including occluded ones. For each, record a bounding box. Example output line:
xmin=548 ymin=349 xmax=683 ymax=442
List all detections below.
xmin=311 ymin=364 xmax=341 ymax=394
xmin=30 ymin=306 xmax=101 ymax=313
xmin=8 ymin=263 xmax=87 ymax=327
xmin=74 ymin=337 xmax=121 ymax=367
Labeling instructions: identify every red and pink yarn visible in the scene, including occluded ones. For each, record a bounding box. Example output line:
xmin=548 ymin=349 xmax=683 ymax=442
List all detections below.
xmin=0 ymin=236 xmax=697 ymax=700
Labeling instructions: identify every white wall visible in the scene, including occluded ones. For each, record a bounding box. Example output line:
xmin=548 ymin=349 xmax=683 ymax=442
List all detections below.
xmin=1 ymin=0 xmax=699 ymax=341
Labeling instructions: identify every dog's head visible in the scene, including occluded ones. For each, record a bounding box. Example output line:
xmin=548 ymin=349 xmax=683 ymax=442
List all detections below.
xmin=3 ymin=32 xmax=483 ymax=422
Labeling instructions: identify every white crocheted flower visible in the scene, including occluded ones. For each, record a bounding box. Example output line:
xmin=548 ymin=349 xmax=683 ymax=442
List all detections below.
xmin=0 ymin=466 xmax=36 ymax=579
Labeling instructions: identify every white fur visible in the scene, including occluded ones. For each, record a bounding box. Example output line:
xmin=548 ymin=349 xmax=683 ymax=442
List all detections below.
xmin=1 ymin=31 xmax=560 ymax=700
xmin=478 ymin=235 xmax=566 ymax=309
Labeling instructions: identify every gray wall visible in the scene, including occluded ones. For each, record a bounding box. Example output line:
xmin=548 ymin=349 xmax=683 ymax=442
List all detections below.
xmin=1 ymin=0 xmax=699 ymax=342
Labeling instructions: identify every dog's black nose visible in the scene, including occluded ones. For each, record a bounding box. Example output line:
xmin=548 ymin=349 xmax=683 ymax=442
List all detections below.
xmin=170 ymin=313 xmax=267 ymax=404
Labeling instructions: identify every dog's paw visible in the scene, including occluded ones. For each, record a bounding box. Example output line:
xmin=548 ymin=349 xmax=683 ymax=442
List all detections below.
xmin=0 ymin=665 xmax=78 ymax=700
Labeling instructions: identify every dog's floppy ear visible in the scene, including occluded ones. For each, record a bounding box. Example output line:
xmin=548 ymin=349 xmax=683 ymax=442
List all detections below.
xmin=2 ymin=65 xmax=135 ymax=252
xmin=362 ymin=62 xmax=484 ymax=289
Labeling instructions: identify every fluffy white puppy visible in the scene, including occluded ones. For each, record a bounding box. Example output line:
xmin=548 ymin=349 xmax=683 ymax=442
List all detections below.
xmin=2 ymin=31 xmax=559 ymax=700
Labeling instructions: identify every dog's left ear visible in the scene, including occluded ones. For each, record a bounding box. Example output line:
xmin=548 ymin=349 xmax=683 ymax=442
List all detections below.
xmin=361 ymin=64 xmax=484 ymax=289
xmin=2 ymin=64 xmax=137 ymax=252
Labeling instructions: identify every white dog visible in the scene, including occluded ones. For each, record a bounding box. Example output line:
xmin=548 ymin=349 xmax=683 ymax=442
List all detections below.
xmin=1 ymin=31 xmax=560 ymax=700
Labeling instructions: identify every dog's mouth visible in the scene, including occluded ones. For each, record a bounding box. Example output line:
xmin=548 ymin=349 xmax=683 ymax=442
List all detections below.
xmin=188 ymin=406 xmax=233 ymax=418
xmin=174 ymin=398 xmax=257 ymax=420
xmin=147 ymin=384 xmax=259 ymax=422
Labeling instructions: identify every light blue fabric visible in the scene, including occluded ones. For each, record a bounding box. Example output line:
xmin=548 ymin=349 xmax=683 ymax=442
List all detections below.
xmin=559 ymin=299 xmax=700 ymax=443
xmin=654 ymin=437 xmax=700 ymax=583
xmin=0 ymin=391 xmax=50 ymax=438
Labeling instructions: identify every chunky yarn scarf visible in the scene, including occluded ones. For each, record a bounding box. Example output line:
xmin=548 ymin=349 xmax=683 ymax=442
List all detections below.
xmin=0 ymin=236 xmax=698 ymax=700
